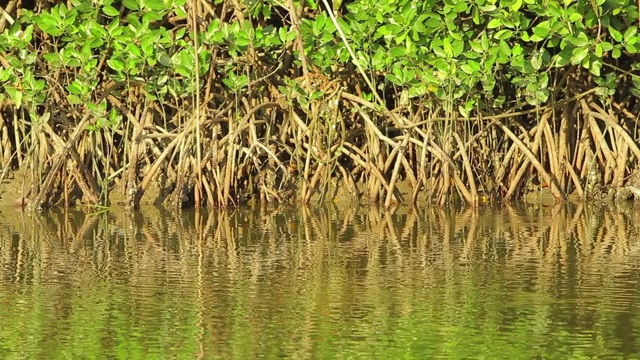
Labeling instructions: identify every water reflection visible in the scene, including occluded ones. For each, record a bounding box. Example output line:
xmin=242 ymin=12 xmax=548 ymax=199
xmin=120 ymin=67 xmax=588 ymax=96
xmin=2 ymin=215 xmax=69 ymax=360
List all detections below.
xmin=0 ymin=203 xmax=639 ymax=358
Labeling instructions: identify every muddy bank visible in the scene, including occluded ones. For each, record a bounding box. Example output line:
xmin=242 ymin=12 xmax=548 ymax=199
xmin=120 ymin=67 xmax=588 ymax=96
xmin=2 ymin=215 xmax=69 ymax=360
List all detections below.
xmin=1 ymin=166 xmax=637 ymax=211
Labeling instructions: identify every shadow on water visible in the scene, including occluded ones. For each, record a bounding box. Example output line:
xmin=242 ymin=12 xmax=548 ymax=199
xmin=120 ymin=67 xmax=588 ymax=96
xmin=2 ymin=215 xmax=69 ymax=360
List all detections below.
xmin=0 ymin=202 xmax=640 ymax=358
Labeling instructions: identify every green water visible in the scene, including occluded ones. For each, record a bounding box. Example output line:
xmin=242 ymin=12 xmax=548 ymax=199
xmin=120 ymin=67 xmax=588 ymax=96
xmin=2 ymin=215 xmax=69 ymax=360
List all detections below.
xmin=0 ymin=203 xmax=639 ymax=359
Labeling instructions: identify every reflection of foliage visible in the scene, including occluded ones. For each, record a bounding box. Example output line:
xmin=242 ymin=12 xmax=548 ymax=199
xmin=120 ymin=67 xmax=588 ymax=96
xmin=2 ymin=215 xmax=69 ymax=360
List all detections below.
xmin=1 ymin=204 xmax=640 ymax=357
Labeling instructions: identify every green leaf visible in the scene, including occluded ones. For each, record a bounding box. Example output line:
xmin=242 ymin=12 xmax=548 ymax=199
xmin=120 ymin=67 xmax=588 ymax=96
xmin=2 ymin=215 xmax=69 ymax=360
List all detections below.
xmin=590 ymin=59 xmax=602 ymax=76
xmin=462 ymin=60 xmax=481 ymax=74
xmin=386 ymin=73 xmax=402 ymax=86
xmin=432 ymin=44 xmax=446 ymax=58
xmin=510 ymin=0 xmax=523 ymax=12
xmin=512 ymin=44 xmax=523 ymax=56
xmin=469 ymin=40 xmax=484 ymax=53
xmin=581 ymin=52 xmax=590 ymax=69
xmin=377 ymin=24 xmax=398 ymax=37
xmin=452 ymin=39 xmax=464 ymax=57
xmin=443 ymin=37 xmax=453 ymax=57
xmin=425 ymin=17 xmax=441 ymax=29
xmin=175 ymin=27 xmax=187 ymax=40
xmin=141 ymin=38 xmax=153 ymax=57
xmin=35 ymin=13 xmax=57 ymax=29
xmin=408 ymin=84 xmax=427 ymax=98
xmin=66 ymin=81 xmax=85 ymax=95
xmin=43 ymin=53 xmax=61 ymax=65
xmin=595 ymin=43 xmax=603 ymax=57
xmin=612 ymin=46 xmax=621 ymax=58
xmin=175 ymin=65 xmax=191 ymax=77
xmin=536 ymin=88 xmax=549 ymax=104
xmin=472 ymin=7 xmax=480 ymax=24
xmin=487 ymin=19 xmax=502 ymax=29
xmin=568 ymin=34 xmax=589 ymax=47
xmin=63 ymin=11 xmax=77 ymax=28
xmin=402 ymin=69 xmax=415 ymax=83
xmin=157 ymin=52 xmax=172 ymax=67
xmin=494 ymin=29 xmax=513 ymax=40
xmin=126 ymin=44 xmax=142 ymax=58
xmin=568 ymin=13 xmax=582 ymax=23
xmin=598 ymin=36 xmax=619 ymax=51
xmin=102 ymin=5 xmax=119 ymax=17
xmin=532 ymin=23 xmax=550 ymax=39
xmin=122 ymin=0 xmax=139 ymax=10
xmin=35 ymin=14 xmax=63 ymax=36
xmin=61 ymin=48 xmax=82 ymax=67
xmin=87 ymin=37 xmax=104 ymax=49
xmin=571 ymin=47 xmax=589 ymax=64
xmin=68 ymin=94 xmax=83 ymax=105
xmin=336 ymin=18 xmax=351 ymax=35
xmin=87 ymin=20 xmax=107 ymax=38
xmin=498 ymin=40 xmax=511 ymax=57
xmin=389 ymin=46 xmax=406 ymax=58
xmin=478 ymin=4 xmax=496 ymax=12
xmin=145 ymin=0 xmax=165 ymax=11
xmin=531 ymin=54 xmax=542 ymax=70
xmin=235 ymin=30 xmax=250 ymax=47
xmin=624 ymin=27 xmax=637 ymax=43
xmin=107 ymin=58 xmax=124 ymax=71
xmin=175 ymin=5 xmax=187 ymax=17
xmin=459 ymin=105 xmax=470 ymax=118
xmin=538 ymin=73 xmax=549 ymax=88
xmin=5 ymin=86 xmax=22 ymax=108
xmin=412 ymin=20 xmax=428 ymax=34
xmin=460 ymin=64 xmax=474 ymax=75
xmin=555 ymin=47 xmax=572 ymax=67
xmin=143 ymin=10 xmax=164 ymax=22
xmin=609 ymin=27 xmax=622 ymax=42
xmin=107 ymin=19 xmax=120 ymax=35
xmin=481 ymin=32 xmax=489 ymax=52
xmin=286 ymin=30 xmax=297 ymax=43
xmin=633 ymin=77 xmax=640 ymax=92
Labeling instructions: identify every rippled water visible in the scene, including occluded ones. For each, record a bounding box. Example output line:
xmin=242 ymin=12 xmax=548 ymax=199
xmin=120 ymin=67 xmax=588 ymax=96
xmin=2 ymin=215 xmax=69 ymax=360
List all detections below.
xmin=1 ymin=203 xmax=640 ymax=358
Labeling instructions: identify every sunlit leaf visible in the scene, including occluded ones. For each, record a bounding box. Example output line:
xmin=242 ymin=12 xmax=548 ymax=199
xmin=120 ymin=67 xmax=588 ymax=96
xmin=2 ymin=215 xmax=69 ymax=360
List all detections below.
xmin=102 ymin=5 xmax=119 ymax=17
xmin=107 ymin=58 xmax=125 ymax=71
xmin=571 ymin=47 xmax=589 ymax=64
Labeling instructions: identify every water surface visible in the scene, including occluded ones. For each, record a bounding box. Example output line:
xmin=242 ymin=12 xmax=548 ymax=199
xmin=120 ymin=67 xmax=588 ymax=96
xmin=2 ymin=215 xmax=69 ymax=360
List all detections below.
xmin=1 ymin=203 xmax=639 ymax=358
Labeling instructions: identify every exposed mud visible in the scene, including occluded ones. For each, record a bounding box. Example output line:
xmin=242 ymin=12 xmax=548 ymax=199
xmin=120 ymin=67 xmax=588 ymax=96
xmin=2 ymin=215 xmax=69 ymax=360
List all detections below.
xmin=0 ymin=168 xmax=164 ymax=209
xmin=0 ymin=166 xmax=637 ymax=211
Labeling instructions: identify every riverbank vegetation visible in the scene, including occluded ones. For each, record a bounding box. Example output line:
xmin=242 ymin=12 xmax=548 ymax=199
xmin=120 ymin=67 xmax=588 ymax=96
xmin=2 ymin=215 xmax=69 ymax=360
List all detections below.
xmin=0 ymin=0 xmax=638 ymax=209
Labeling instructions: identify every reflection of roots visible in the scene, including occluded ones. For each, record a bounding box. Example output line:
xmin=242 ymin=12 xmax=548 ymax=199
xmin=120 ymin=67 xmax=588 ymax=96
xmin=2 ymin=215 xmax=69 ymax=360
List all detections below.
xmin=5 ymin=202 xmax=640 ymax=308
xmin=3 ymin=200 xmax=640 ymax=349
